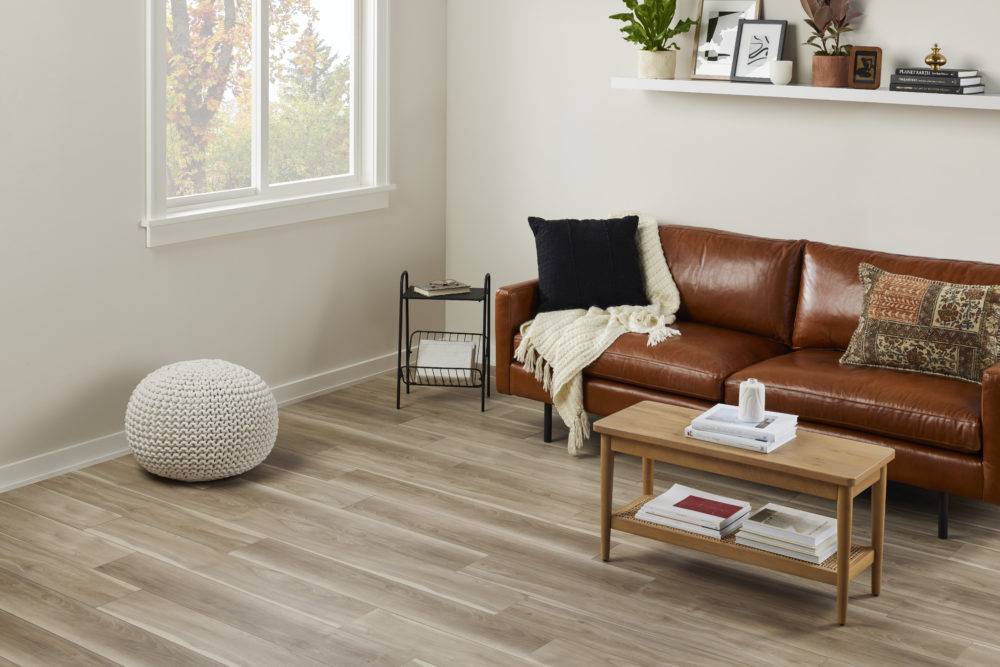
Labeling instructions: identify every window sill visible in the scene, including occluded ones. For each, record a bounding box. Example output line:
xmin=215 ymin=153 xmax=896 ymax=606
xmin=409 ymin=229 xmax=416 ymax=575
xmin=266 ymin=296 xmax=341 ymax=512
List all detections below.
xmin=141 ymin=184 xmax=395 ymax=248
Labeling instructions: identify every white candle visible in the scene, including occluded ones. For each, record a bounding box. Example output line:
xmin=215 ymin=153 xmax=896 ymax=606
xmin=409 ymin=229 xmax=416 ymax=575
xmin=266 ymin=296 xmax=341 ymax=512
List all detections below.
xmin=739 ymin=378 xmax=766 ymax=422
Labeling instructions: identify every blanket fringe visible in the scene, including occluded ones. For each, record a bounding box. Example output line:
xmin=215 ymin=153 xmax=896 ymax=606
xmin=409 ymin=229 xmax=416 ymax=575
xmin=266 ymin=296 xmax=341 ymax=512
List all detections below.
xmin=567 ymin=409 xmax=590 ymax=456
xmin=646 ymin=320 xmax=682 ymax=347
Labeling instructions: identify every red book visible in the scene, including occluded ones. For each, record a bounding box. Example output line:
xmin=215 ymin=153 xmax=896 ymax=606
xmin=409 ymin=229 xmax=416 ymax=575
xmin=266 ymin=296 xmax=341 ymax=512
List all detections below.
xmin=674 ymin=495 xmax=743 ymax=520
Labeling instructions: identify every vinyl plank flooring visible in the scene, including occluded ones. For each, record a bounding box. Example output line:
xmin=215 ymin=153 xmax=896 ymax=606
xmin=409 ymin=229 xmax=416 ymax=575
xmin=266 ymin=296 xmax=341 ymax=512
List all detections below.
xmin=42 ymin=472 xmax=260 ymax=553
xmin=194 ymin=552 xmax=376 ymax=628
xmin=0 ymin=500 xmax=131 ymax=568
xmin=0 ymin=533 xmax=138 ymax=607
xmin=97 ymin=553 xmax=401 ymax=665
xmin=0 ymin=569 xmax=220 ymax=666
xmin=0 ymin=484 xmax=119 ymax=528
xmin=0 ymin=610 xmax=116 ymax=667
xmin=231 ymin=539 xmax=541 ymax=655
xmin=341 ymin=609 xmax=535 ymax=667
xmin=1 ymin=371 xmax=999 ymax=665
xmin=99 ymin=591 xmax=323 ymax=667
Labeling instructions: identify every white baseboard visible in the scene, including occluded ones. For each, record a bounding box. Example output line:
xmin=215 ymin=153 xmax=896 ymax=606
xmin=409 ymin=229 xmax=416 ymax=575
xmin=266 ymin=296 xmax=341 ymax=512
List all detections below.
xmin=270 ymin=350 xmax=396 ymax=406
xmin=0 ymin=431 xmax=130 ymax=494
xmin=0 ymin=351 xmax=397 ymax=494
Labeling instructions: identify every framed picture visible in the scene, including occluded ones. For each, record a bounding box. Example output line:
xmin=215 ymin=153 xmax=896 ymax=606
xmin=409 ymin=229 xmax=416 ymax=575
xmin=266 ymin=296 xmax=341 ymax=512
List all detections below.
xmin=730 ymin=20 xmax=787 ymax=83
xmin=849 ymin=46 xmax=883 ymax=89
xmin=691 ymin=0 xmax=763 ymax=80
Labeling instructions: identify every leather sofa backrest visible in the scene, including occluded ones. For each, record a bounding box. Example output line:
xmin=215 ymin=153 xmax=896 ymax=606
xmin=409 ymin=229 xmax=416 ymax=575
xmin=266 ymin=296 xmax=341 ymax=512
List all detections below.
xmin=660 ymin=225 xmax=805 ymax=345
xmin=794 ymin=241 xmax=1000 ymax=350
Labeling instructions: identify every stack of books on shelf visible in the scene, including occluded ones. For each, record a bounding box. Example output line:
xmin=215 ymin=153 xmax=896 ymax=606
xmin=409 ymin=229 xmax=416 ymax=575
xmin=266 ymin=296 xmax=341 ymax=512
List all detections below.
xmin=736 ymin=503 xmax=837 ymax=564
xmin=685 ymin=404 xmax=797 ymax=453
xmin=635 ymin=483 xmax=750 ymax=539
xmin=890 ymin=67 xmax=985 ymax=95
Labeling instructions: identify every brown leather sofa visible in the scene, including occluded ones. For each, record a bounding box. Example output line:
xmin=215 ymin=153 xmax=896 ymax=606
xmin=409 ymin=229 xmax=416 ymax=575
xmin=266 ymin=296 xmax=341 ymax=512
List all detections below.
xmin=496 ymin=225 xmax=1000 ymax=537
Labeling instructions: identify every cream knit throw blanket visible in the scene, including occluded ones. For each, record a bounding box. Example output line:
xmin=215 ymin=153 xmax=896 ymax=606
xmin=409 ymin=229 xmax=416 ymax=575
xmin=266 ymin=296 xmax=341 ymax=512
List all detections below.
xmin=514 ymin=215 xmax=681 ymax=455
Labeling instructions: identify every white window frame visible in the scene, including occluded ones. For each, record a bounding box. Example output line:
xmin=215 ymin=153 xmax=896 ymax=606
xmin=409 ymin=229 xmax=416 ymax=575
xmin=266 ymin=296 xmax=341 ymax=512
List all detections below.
xmin=143 ymin=0 xmax=391 ymax=247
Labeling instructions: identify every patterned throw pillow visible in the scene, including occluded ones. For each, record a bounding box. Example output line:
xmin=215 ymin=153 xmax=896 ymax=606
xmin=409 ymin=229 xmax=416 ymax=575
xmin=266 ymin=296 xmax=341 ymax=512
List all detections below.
xmin=841 ymin=263 xmax=1000 ymax=383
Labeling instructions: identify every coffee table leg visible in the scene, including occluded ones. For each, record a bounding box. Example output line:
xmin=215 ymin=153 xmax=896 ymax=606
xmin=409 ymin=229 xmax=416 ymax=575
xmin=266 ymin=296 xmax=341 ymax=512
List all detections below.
xmin=836 ymin=486 xmax=853 ymax=625
xmin=871 ymin=466 xmax=887 ymax=596
xmin=600 ymin=435 xmax=614 ymax=562
xmin=642 ymin=458 xmax=654 ymax=496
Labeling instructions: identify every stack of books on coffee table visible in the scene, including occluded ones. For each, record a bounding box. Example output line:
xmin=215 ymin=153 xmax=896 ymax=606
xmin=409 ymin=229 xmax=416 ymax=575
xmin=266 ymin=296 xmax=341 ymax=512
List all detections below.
xmin=890 ymin=67 xmax=985 ymax=95
xmin=635 ymin=483 xmax=750 ymax=539
xmin=685 ymin=404 xmax=797 ymax=453
xmin=736 ymin=503 xmax=837 ymax=564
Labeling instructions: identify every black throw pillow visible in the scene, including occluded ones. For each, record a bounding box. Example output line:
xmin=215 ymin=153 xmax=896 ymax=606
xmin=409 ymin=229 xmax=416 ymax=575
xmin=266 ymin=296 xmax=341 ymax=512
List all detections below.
xmin=528 ymin=216 xmax=649 ymax=313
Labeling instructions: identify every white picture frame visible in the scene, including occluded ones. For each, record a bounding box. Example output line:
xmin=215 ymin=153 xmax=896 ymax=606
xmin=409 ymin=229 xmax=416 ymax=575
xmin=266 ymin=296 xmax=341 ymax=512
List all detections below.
xmin=691 ymin=0 xmax=763 ymax=80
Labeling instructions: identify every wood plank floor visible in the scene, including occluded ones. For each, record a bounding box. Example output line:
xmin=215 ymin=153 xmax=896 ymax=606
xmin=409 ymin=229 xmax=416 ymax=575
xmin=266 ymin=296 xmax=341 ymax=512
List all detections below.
xmin=3 ymin=373 xmax=1000 ymax=666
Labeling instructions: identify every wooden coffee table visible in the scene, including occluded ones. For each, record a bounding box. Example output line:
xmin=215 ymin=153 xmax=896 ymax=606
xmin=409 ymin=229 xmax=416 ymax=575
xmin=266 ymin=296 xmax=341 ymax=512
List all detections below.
xmin=594 ymin=401 xmax=895 ymax=626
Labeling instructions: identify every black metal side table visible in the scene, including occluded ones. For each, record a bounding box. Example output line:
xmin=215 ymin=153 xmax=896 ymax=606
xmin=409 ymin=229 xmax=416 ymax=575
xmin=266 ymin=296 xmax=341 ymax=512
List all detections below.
xmin=397 ymin=271 xmax=491 ymax=411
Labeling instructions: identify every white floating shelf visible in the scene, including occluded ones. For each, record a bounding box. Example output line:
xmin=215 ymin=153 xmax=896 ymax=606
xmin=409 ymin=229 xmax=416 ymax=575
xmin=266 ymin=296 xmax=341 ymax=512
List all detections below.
xmin=612 ymin=77 xmax=1000 ymax=112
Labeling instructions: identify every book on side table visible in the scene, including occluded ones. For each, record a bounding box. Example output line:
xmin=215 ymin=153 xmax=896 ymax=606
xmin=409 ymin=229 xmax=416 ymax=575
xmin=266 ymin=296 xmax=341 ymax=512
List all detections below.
xmin=413 ymin=279 xmax=471 ymax=297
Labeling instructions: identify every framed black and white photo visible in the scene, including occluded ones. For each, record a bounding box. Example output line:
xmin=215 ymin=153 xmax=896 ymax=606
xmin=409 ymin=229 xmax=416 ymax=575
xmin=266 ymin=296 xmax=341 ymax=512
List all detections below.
xmin=690 ymin=0 xmax=762 ymax=80
xmin=730 ymin=20 xmax=787 ymax=83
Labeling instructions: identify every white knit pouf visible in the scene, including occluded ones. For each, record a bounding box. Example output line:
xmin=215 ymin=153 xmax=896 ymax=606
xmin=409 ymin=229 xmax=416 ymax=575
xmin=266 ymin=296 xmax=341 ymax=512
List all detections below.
xmin=125 ymin=359 xmax=278 ymax=482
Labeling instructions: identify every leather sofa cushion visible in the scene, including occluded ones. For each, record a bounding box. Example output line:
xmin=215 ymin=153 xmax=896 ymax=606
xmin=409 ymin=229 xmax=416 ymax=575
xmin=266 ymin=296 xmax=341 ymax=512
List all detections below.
xmin=659 ymin=225 xmax=804 ymax=345
xmin=794 ymin=241 xmax=1000 ymax=350
xmin=585 ymin=321 xmax=787 ymax=401
xmin=725 ymin=349 xmax=982 ymax=454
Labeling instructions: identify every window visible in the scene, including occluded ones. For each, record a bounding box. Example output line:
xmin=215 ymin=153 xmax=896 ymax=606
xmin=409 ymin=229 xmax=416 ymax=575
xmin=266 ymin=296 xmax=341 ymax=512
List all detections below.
xmin=145 ymin=0 xmax=390 ymax=246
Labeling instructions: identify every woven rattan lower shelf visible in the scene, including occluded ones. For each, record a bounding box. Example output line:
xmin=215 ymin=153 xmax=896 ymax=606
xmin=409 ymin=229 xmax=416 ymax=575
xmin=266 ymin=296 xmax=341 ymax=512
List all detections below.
xmin=613 ymin=496 xmax=875 ymax=586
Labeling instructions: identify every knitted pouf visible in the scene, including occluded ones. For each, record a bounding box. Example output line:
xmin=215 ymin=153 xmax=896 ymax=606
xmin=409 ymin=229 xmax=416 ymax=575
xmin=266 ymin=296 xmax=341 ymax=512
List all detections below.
xmin=125 ymin=359 xmax=278 ymax=482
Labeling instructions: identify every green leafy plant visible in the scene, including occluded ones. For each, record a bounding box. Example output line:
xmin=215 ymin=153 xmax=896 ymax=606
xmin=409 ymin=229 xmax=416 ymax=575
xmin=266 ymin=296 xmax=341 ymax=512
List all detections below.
xmin=801 ymin=0 xmax=863 ymax=56
xmin=610 ymin=0 xmax=697 ymax=52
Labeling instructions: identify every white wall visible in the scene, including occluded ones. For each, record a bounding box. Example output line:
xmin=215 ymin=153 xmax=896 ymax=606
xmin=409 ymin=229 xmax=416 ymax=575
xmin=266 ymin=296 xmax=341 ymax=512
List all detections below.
xmin=446 ymin=0 xmax=1000 ymax=334
xmin=0 ymin=0 xmax=446 ymax=468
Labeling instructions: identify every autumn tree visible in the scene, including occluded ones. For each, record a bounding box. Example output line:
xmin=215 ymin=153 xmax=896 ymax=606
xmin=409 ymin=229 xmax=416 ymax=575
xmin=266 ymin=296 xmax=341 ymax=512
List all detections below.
xmin=165 ymin=0 xmax=350 ymax=196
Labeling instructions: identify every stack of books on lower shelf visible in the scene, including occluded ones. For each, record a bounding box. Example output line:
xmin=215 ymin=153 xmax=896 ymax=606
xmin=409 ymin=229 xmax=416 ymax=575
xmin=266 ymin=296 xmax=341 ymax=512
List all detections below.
xmin=685 ymin=404 xmax=797 ymax=453
xmin=890 ymin=67 xmax=985 ymax=95
xmin=635 ymin=483 xmax=750 ymax=539
xmin=736 ymin=503 xmax=837 ymax=564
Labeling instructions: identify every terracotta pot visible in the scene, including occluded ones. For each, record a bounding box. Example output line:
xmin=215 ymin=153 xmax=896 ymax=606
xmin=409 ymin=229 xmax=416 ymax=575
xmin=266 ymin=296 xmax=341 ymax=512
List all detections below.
xmin=812 ymin=55 xmax=851 ymax=88
xmin=638 ymin=50 xmax=677 ymax=80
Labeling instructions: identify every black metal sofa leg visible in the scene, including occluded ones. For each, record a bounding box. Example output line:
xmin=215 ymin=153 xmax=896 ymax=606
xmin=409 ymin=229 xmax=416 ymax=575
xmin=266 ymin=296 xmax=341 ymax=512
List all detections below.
xmin=543 ymin=403 xmax=553 ymax=443
xmin=938 ymin=492 xmax=949 ymax=540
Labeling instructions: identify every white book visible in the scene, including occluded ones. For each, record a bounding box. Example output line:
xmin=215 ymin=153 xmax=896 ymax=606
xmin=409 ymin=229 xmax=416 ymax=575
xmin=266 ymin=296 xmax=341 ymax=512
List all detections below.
xmin=736 ymin=528 xmax=836 ymax=556
xmin=691 ymin=404 xmax=798 ymax=443
xmin=640 ymin=483 xmax=751 ymax=531
xmin=684 ymin=426 xmax=794 ymax=454
xmin=741 ymin=503 xmax=836 ymax=548
xmin=414 ymin=339 xmax=477 ymax=383
xmin=736 ymin=536 xmax=837 ymax=564
xmin=635 ymin=508 xmax=743 ymax=539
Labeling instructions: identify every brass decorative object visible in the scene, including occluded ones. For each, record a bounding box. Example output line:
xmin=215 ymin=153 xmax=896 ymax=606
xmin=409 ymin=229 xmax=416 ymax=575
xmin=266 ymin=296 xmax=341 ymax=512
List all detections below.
xmin=925 ymin=43 xmax=948 ymax=71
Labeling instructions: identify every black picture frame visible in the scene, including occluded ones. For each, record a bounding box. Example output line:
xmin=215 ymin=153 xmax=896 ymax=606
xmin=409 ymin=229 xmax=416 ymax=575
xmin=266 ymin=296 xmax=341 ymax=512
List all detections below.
xmin=730 ymin=20 xmax=788 ymax=83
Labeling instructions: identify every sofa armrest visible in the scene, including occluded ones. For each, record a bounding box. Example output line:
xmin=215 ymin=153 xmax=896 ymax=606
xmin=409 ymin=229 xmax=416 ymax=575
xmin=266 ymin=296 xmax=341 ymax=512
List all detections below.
xmin=495 ymin=279 xmax=539 ymax=394
xmin=983 ymin=363 xmax=1000 ymax=502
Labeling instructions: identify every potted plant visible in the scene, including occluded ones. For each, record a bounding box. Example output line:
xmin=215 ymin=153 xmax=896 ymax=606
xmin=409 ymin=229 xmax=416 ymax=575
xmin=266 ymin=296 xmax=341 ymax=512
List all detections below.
xmin=801 ymin=0 xmax=863 ymax=88
xmin=611 ymin=0 xmax=697 ymax=80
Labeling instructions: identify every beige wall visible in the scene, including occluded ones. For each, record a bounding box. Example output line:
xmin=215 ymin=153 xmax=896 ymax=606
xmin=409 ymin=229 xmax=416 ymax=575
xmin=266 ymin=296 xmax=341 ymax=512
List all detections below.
xmin=0 ymin=0 xmax=447 ymax=467
xmin=446 ymin=0 xmax=1000 ymax=335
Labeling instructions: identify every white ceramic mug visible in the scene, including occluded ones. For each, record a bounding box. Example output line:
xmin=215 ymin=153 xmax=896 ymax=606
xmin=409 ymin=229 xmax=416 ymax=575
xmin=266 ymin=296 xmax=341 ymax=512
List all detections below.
xmin=770 ymin=60 xmax=794 ymax=85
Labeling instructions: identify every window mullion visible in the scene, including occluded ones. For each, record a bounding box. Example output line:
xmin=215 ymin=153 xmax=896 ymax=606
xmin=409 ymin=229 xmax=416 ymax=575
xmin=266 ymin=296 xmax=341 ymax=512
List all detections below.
xmin=253 ymin=0 xmax=270 ymax=196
